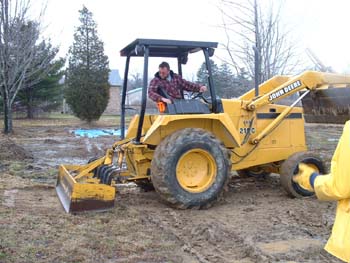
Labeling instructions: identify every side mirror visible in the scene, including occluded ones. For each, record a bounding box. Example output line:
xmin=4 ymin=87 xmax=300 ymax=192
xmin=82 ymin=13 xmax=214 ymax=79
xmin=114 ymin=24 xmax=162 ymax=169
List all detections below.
xmin=208 ymin=48 xmax=215 ymax=57
xmin=179 ymin=54 xmax=188 ymax=64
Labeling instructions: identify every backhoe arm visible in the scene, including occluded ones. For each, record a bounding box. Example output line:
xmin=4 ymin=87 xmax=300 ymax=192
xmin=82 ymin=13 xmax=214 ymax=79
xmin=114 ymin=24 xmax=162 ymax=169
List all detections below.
xmin=247 ymin=71 xmax=350 ymax=145
xmin=246 ymin=71 xmax=350 ymax=111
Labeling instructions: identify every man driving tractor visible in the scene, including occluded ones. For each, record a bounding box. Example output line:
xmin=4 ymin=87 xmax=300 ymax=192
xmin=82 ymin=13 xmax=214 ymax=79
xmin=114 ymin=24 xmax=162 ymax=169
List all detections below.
xmin=148 ymin=61 xmax=207 ymax=104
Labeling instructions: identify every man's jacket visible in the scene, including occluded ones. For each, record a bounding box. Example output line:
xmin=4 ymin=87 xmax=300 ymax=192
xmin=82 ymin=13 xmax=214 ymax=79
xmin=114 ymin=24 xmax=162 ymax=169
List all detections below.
xmin=148 ymin=71 xmax=201 ymax=102
xmin=315 ymin=121 xmax=350 ymax=262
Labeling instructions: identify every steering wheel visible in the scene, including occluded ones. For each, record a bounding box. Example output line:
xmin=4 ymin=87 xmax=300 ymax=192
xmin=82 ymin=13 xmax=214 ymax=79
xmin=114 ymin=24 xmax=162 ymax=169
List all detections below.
xmin=190 ymin=91 xmax=211 ymax=104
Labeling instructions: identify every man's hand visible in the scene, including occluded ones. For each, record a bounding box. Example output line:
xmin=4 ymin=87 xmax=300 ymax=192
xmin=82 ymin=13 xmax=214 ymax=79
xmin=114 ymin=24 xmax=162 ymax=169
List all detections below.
xmin=292 ymin=163 xmax=318 ymax=192
xmin=161 ymin=98 xmax=172 ymax=104
xmin=199 ymin=86 xmax=207 ymax=93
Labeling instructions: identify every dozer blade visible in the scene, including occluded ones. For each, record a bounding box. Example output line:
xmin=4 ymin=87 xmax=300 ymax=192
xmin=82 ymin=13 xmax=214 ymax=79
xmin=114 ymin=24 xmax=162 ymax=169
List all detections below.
xmin=56 ymin=165 xmax=115 ymax=213
xmin=301 ymin=87 xmax=350 ymax=124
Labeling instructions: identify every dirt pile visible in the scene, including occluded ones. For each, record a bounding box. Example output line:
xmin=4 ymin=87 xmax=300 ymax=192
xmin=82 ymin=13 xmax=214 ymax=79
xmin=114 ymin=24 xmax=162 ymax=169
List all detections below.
xmin=0 ymin=139 xmax=33 ymax=161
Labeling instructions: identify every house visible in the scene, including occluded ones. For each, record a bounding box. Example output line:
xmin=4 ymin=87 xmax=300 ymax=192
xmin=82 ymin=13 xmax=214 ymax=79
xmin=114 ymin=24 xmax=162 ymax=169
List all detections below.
xmin=104 ymin=69 xmax=158 ymax=115
xmin=125 ymin=87 xmax=157 ymax=113
xmin=104 ymin=69 xmax=123 ymax=114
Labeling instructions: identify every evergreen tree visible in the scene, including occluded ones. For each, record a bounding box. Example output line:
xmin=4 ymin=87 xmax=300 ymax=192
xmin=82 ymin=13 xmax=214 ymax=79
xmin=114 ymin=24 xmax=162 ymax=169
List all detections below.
xmin=15 ymin=39 xmax=63 ymax=118
xmin=197 ymin=59 xmax=220 ymax=94
xmin=65 ymin=6 xmax=110 ymax=122
xmin=236 ymin=67 xmax=254 ymax=96
xmin=197 ymin=60 xmax=235 ymax=98
xmin=197 ymin=60 xmax=252 ymax=99
xmin=217 ymin=63 xmax=234 ymax=98
xmin=17 ymin=57 xmax=65 ymax=118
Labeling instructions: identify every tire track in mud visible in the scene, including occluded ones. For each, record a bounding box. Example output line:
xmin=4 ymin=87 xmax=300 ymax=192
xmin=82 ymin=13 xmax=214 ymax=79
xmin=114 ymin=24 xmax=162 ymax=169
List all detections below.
xmin=119 ymin=177 xmax=342 ymax=263
xmin=117 ymin=193 xmax=216 ymax=262
xmin=142 ymin=207 xmax=263 ymax=263
xmin=143 ymin=211 xmax=212 ymax=263
xmin=119 ymin=179 xmax=267 ymax=262
xmin=121 ymin=191 xmax=259 ymax=263
xmin=131 ymin=201 xmax=332 ymax=263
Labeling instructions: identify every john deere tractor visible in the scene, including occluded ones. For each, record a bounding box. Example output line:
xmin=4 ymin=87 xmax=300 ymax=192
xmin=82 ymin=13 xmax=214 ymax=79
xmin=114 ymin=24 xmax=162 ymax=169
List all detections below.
xmin=56 ymin=39 xmax=350 ymax=213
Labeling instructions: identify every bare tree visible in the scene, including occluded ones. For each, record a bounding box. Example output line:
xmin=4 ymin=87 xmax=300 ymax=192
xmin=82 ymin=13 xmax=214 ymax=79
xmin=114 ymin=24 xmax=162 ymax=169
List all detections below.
xmin=0 ymin=0 xmax=49 ymax=133
xmin=306 ymin=48 xmax=334 ymax=73
xmin=127 ymin=72 xmax=142 ymax=91
xmin=219 ymin=0 xmax=304 ymax=84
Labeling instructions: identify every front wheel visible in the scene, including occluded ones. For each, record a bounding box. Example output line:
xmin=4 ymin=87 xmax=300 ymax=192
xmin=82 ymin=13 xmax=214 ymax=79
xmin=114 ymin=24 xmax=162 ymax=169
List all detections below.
xmin=280 ymin=151 xmax=326 ymax=198
xmin=151 ymin=128 xmax=231 ymax=209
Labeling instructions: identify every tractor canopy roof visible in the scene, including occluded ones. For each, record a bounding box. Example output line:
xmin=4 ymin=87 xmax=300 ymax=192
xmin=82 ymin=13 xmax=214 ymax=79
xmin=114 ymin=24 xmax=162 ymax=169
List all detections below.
xmin=120 ymin=39 xmax=218 ymax=58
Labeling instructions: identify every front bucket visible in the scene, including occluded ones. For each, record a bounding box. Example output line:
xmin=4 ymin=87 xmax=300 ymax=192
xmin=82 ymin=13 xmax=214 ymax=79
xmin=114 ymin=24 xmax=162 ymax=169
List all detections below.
xmin=301 ymin=87 xmax=350 ymax=124
xmin=56 ymin=165 xmax=116 ymax=213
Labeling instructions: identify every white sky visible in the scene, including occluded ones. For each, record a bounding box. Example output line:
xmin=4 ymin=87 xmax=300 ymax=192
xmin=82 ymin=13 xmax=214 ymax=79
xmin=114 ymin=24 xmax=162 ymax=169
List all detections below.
xmin=34 ymin=0 xmax=350 ymax=78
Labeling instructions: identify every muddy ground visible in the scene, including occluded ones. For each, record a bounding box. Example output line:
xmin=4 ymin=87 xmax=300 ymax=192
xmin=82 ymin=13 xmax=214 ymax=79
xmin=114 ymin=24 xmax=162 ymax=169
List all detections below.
xmin=0 ymin=117 xmax=346 ymax=263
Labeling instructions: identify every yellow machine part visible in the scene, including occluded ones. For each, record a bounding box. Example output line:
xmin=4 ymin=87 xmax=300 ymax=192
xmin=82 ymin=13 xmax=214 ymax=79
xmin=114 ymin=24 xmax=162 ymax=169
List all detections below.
xmin=142 ymin=113 xmax=242 ymax=148
xmin=134 ymin=101 xmax=307 ymax=172
xmin=56 ymin=160 xmax=116 ymax=213
xmin=175 ymin=148 xmax=217 ymax=193
xmin=55 ymin=70 xmax=350 ymax=213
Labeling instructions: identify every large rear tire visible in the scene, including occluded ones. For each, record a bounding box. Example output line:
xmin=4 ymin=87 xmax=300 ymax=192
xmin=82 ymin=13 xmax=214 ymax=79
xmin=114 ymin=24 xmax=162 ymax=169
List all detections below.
xmin=280 ymin=151 xmax=326 ymax=198
xmin=151 ymin=128 xmax=231 ymax=209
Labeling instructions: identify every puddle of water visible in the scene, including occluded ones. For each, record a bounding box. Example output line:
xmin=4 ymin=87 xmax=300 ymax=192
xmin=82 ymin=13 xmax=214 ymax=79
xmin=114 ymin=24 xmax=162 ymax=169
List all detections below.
xmin=257 ymin=238 xmax=322 ymax=255
xmin=327 ymin=138 xmax=339 ymax=142
xmin=73 ymin=129 xmax=125 ymax=138
xmin=40 ymin=158 xmax=86 ymax=167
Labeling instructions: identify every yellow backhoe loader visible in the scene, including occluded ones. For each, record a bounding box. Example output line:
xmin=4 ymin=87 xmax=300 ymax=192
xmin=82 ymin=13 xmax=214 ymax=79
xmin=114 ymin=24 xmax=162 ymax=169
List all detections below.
xmin=56 ymin=39 xmax=350 ymax=213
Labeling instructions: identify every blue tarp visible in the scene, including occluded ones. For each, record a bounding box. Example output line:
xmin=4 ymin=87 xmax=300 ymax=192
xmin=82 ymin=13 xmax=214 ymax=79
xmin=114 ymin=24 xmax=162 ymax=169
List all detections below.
xmin=74 ymin=129 xmax=124 ymax=138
